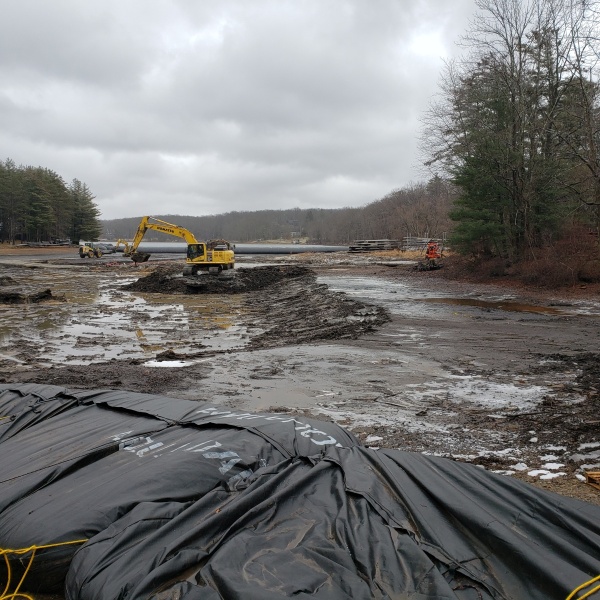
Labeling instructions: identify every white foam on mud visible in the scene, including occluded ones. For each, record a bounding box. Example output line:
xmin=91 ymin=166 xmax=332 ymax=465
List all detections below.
xmin=571 ymin=450 xmax=600 ymax=462
xmin=313 ymin=406 xmax=451 ymax=435
xmin=542 ymin=462 xmax=565 ymax=470
xmin=579 ymin=441 xmax=600 ymax=450
xmin=444 ymin=379 xmax=550 ymax=410
xmin=403 ymin=376 xmax=550 ymax=411
xmin=540 ymin=472 xmax=566 ymax=479
xmin=511 ymin=462 xmax=529 ymax=471
xmin=579 ymin=463 xmax=600 ymax=470
xmin=478 ymin=448 xmax=519 ymax=458
xmin=143 ymin=360 xmax=194 ymax=368
xmin=528 ymin=469 xmax=566 ymax=479
xmin=365 ymin=435 xmax=383 ymax=443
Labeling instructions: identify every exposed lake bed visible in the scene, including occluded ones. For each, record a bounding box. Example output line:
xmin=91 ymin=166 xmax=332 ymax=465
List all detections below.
xmin=1 ymin=246 xmax=599 ymax=505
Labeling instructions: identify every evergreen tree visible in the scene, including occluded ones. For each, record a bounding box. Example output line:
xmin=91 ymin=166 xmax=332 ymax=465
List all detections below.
xmin=22 ymin=167 xmax=60 ymax=242
xmin=69 ymin=179 xmax=102 ymax=241
xmin=423 ymin=0 xmax=600 ymax=257
xmin=0 ymin=158 xmax=27 ymax=243
xmin=0 ymin=161 xmax=100 ymax=244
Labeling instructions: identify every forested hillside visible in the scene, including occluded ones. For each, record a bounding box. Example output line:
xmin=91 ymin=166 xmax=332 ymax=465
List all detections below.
xmin=0 ymin=158 xmax=102 ymax=244
xmin=102 ymin=178 xmax=456 ymax=244
xmin=423 ymin=0 xmax=600 ymax=259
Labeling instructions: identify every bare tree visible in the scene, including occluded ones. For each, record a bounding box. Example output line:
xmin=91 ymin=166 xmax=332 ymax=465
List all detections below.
xmin=421 ymin=0 xmax=600 ymax=257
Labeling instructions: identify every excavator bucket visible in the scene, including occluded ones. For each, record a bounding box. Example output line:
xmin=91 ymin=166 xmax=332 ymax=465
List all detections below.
xmin=130 ymin=252 xmax=151 ymax=264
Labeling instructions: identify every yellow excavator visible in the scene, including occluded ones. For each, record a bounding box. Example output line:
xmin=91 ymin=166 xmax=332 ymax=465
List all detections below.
xmin=114 ymin=239 xmax=131 ymax=254
xmin=123 ymin=216 xmax=235 ymax=275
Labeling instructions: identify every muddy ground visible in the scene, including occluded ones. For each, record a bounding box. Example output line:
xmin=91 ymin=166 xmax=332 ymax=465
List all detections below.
xmin=0 ymin=247 xmax=599 ymax=506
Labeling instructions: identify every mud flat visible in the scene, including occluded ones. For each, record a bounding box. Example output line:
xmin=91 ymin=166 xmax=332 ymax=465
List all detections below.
xmin=0 ymin=252 xmax=599 ymax=504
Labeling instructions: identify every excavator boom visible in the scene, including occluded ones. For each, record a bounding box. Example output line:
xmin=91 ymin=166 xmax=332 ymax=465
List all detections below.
xmin=129 ymin=216 xmax=200 ymax=252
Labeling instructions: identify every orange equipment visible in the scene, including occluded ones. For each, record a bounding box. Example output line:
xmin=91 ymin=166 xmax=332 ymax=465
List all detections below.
xmin=416 ymin=240 xmax=444 ymax=271
xmin=425 ymin=241 xmax=442 ymax=260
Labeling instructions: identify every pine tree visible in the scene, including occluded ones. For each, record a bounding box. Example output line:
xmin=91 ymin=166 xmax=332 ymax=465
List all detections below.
xmin=70 ymin=179 xmax=102 ymax=241
xmin=0 ymin=158 xmax=27 ymax=244
xmin=423 ymin=0 xmax=600 ymax=257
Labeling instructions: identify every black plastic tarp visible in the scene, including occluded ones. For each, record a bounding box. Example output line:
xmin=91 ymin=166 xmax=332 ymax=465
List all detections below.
xmin=0 ymin=384 xmax=354 ymax=593
xmin=1 ymin=384 xmax=599 ymax=599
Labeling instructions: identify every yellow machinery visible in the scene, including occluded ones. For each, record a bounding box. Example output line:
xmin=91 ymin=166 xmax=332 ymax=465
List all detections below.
xmin=79 ymin=242 xmax=102 ymax=258
xmin=114 ymin=239 xmax=131 ymax=254
xmin=125 ymin=216 xmax=235 ymax=275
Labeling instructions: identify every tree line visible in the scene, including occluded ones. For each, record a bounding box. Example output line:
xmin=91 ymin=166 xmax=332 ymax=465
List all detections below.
xmin=102 ymin=178 xmax=456 ymax=245
xmin=8 ymin=1 xmax=600 ymax=259
xmin=0 ymin=158 xmax=102 ymax=244
xmin=423 ymin=0 xmax=600 ymax=259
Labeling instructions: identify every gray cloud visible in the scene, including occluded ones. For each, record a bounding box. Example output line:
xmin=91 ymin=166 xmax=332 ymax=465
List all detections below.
xmin=0 ymin=0 xmax=475 ymax=219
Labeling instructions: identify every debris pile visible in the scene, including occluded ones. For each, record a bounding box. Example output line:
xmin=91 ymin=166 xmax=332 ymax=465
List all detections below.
xmin=0 ymin=288 xmax=64 ymax=304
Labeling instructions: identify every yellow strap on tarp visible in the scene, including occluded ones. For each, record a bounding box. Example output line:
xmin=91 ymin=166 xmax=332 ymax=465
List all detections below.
xmin=567 ymin=574 xmax=600 ymax=600
xmin=0 ymin=539 xmax=87 ymax=600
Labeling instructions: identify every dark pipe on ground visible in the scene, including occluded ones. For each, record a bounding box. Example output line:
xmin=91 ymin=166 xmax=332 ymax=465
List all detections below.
xmin=114 ymin=242 xmax=348 ymax=255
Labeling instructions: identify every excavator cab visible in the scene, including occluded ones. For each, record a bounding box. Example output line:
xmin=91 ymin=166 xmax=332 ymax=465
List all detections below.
xmin=187 ymin=243 xmax=206 ymax=261
xmin=185 ymin=242 xmax=222 ymax=275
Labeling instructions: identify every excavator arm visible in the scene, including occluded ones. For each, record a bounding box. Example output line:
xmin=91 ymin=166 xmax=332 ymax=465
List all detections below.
xmin=128 ymin=216 xmax=200 ymax=253
xmin=115 ymin=239 xmax=131 ymax=253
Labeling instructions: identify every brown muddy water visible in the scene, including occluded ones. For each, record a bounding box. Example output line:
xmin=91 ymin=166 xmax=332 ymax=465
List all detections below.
xmin=417 ymin=297 xmax=566 ymax=315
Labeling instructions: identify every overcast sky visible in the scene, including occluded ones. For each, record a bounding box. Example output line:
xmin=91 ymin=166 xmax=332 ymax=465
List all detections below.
xmin=0 ymin=0 xmax=476 ymax=220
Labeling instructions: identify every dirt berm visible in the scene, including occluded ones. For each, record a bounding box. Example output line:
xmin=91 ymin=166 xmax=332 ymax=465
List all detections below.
xmin=125 ymin=263 xmax=390 ymax=348
xmin=124 ymin=264 xmax=313 ymax=294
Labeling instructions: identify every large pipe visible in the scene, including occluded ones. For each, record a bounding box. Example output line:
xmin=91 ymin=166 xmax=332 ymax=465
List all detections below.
xmin=112 ymin=242 xmax=348 ymax=255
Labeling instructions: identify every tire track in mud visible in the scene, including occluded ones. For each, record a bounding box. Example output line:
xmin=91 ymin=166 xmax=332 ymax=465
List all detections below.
xmin=244 ymin=274 xmax=390 ymax=349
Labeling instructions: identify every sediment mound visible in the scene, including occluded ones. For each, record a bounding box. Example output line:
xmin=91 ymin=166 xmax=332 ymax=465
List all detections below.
xmin=121 ymin=264 xmax=185 ymax=293
xmin=0 ymin=288 xmax=65 ymax=304
xmin=245 ymin=269 xmax=390 ymax=348
xmin=122 ymin=264 xmax=314 ymax=294
xmin=121 ymin=264 xmax=390 ymax=347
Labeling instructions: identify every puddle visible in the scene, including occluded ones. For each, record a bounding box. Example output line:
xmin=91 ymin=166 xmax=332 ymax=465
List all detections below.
xmin=417 ymin=297 xmax=565 ymax=315
xmin=319 ymin=274 xmax=600 ymax=317
xmin=0 ymin=270 xmax=254 ymax=366
xmin=44 ymin=284 xmax=253 ymax=365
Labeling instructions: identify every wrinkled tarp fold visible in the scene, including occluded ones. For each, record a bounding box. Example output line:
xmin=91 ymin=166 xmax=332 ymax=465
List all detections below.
xmin=0 ymin=384 xmax=598 ymax=599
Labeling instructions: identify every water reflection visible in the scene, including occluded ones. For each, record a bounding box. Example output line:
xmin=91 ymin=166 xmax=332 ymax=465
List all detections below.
xmin=417 ymin=297 xmax=565 ymax=315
